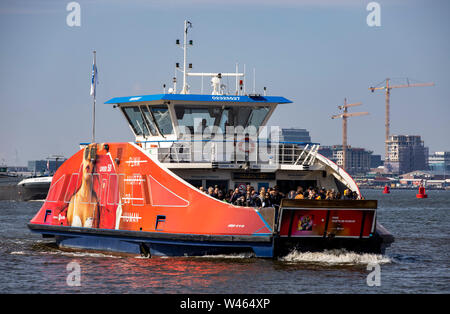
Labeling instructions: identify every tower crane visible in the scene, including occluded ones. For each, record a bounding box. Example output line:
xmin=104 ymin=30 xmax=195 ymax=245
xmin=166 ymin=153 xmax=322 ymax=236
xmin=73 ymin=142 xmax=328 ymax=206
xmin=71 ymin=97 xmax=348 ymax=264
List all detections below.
xmin=369 ymin=78 xmax=434 ymax=163
xmin=331 ymin=99 xmax=369 ymax=171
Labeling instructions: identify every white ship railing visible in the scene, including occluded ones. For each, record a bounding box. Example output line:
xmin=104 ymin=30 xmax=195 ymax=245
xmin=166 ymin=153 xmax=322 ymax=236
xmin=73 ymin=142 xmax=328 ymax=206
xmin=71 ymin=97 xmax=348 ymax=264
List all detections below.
xmin=137 ymin=139 xmax=320 ymax=167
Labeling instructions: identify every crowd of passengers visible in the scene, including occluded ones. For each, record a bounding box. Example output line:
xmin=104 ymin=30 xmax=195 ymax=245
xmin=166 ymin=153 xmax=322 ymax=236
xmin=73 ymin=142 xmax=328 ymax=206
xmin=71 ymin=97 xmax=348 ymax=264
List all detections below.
xmin=198 ymin=184 xmax=359 ymax=207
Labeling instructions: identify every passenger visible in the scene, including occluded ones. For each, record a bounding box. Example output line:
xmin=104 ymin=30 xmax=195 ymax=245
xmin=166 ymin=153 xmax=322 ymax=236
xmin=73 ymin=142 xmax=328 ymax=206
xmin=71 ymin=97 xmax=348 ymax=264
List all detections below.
xmin=244 ymin=191 xmax=253 ymax=206
xmin=257 ymin=190 xmax=264 ymax=207
xmin=314 ymin=188 xmax=322 ymax=200
xmin=296 ymin=186 xmax=304 ymax=197
xmin=263 ymin=192 xmax=272 ymax=208
xmin=330 ymin=190 xmax=335 ymax=199
xmin=287 ymin=190 xmax=296 ymax=199
xmin=207 ymin=186 xmax=217 ymax=198
xmin=319 ymin=188 xmax=326 ymax=200
xmin=259 ymin=186 xmax=266 ymax=194
xmin=269 ymin=189 xmax=282 ymax=207
xmin=201 ymin=118 xmax=207 ymax=133
xmin=344 ymin=189 xmax=353 ymax=200
xmin=274 ymin=186 xmax=285 ymax=198
xmin=199 ymin=186 xmax=205 ymax=192
xmin=236 ymin=195 xmax=246 ymax=206
xmin=295 ymin=192 xmax=305 ymax=199
xmin=223 ymin=191 xmax=232 ymax=203
xmin=304 ymin=186 xmax=313 ymax=199
xmin=230 ymin=188 xmax=242 ymax=204
xmin=251 ymin=190 xmax=262 ymax=207
xmin=330 ymin=189 xmax=336 ymax=200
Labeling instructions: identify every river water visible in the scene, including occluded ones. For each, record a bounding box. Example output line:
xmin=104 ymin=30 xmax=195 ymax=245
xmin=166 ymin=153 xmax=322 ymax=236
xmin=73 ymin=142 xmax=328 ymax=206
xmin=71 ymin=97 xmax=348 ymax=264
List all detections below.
xmin=0 ymin=189 xmax=448 ymax=294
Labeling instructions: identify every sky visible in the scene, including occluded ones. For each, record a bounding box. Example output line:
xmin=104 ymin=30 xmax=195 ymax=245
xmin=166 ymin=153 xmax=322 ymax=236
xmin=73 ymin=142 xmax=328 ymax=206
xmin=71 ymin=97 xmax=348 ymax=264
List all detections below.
xmin=0 ymin=0 xmax=449 ymax=165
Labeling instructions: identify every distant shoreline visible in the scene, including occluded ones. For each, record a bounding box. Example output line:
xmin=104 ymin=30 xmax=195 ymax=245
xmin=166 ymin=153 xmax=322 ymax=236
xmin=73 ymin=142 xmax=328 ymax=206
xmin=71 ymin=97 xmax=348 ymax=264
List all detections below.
xmin=359 ymin=186 xmax=449 ymax=191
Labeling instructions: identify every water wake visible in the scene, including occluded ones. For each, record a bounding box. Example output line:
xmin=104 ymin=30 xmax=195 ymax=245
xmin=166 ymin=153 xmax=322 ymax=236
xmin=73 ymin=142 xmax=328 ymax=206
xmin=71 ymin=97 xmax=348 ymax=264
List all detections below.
xmin=279 ymin=249 xmax=391 ymax=265
xmin=197 ymin=252 xmax=256 ymax=259
xmin=10 ymin=251 xmax=26 ymax=255
xmin=44 ymin=250 xmax=122 ymax=259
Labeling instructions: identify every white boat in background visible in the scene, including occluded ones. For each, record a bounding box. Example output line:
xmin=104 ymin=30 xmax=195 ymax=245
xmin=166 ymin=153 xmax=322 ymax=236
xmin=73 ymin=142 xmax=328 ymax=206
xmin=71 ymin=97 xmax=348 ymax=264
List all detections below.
xmin=18 ymin=176 xmax=52 ymax=201
xmin=17 ymin=155 xmax=64 ymax=201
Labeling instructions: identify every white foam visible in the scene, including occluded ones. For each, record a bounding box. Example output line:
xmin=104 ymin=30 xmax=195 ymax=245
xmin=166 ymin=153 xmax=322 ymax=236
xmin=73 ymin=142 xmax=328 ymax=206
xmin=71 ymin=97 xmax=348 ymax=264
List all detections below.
xmin=10 ymin=251 xmax=26 ymax=255
xmin=279 ymin=249 xmax=391 ymax=265
xmin=44 ymin=250 xmax=122 ymax=259
xmin=198 ymin=252 xmax=255 ymax=259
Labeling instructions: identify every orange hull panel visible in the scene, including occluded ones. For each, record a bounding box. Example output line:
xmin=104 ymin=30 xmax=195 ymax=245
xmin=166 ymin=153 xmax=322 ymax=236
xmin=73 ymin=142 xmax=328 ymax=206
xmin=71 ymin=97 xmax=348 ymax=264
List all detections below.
xmin=29 ymin=142 xmax=272 ymax=236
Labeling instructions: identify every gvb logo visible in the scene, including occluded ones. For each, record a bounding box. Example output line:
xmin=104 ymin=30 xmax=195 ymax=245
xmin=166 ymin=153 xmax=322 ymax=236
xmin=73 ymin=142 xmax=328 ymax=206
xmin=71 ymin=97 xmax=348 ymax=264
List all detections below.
xmin=66 ymin=261 xmax=81 ymax=287
xmin=366 ymin=263 xmax=381 ymax=287
xmin=66 ymin=2 xmax=81 ymax=27
xmin=366 ymin=2 xmax=381 ymax=27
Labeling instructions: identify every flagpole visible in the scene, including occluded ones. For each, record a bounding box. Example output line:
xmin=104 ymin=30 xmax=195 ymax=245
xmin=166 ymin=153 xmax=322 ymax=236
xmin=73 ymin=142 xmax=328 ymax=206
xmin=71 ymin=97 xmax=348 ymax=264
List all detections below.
xmin=92 ymin=50 xmax=96 ymax=143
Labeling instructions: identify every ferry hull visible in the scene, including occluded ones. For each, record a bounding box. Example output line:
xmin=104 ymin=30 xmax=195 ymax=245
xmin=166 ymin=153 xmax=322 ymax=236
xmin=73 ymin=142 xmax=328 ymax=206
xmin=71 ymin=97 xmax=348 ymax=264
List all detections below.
xmin=28 ymin=224 xmax=274 ymax=257
xmin=29 ymin=222 xmax=390 ymax=257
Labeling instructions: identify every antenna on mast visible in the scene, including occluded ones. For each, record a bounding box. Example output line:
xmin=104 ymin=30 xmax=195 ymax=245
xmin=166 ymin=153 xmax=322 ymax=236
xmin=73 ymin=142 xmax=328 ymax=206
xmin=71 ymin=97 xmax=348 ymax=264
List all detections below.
xmin=174 ymin=20 xmax=245 ymax=95
xmin=175 ymin=20 xmax=193 ymax=94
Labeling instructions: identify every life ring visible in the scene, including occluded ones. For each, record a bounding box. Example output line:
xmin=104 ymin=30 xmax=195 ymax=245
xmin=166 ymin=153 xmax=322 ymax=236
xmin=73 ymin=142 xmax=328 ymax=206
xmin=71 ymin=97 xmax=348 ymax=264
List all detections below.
xmin=236 ymin=137 xmax=256 ymax=153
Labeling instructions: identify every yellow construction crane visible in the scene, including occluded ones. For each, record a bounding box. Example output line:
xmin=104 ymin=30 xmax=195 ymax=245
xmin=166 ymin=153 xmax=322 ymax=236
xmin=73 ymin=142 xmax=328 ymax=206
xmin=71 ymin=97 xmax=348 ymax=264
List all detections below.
xmin=331 ymin=98 xmax=369 ymax=171
xmin=369 ymin=78 xmax=434 ymax=162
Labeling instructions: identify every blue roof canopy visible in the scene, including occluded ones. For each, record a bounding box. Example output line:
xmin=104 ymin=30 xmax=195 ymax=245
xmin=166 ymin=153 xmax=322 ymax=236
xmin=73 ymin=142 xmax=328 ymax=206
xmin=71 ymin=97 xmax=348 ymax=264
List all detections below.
xmin=104 ymin=94 xmax=292 ymax=105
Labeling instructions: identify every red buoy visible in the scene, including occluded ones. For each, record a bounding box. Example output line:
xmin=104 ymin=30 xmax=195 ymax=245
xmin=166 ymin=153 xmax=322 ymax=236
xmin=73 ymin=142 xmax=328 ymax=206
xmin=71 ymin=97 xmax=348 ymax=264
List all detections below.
xmin=416 ymin=185 xmax=427 ymax=198
xmin=383 ymin=185 xmax=390 ymax=194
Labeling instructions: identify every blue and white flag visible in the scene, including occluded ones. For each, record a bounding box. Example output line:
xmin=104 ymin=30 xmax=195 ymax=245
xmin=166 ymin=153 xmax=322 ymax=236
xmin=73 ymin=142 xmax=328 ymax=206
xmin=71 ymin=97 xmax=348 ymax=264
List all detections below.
xmin=90 ymin=53 xmax=98 ymax=97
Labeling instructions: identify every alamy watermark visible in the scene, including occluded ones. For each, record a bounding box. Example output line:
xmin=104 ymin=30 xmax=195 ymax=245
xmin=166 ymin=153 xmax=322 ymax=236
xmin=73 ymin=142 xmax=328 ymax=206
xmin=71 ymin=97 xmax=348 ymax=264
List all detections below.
xmin=64 ymin=2 xmax=381 ymax=28
xmin=366 ymin=2 xmax=381 ymax=27
xmin=66 ymin=2 xmax=81 ymax=27
xmin=366 ymin=263 xmax=381 ymax=286
xmin=66 ymin=261 xmax=81 ymax=286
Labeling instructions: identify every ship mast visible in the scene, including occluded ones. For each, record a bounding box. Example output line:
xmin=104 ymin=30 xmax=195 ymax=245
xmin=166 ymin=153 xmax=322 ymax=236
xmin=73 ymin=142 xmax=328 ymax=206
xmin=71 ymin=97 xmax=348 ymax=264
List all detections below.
xmin=175 ymin=20 xmax=245 ymax=95
xmin=181 ymin=20 xmax=191 ymax=94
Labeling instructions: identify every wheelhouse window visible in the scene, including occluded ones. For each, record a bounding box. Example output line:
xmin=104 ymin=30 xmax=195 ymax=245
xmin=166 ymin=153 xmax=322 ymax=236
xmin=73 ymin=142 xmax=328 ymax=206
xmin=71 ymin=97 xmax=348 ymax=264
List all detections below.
xmin=174 ymin=105 xmax=271 ymax=134
xmin=175 ymin=107 xmax=222 ymax=134
xmin=122 ymin=105 xmax=174 ymax=137
xmin=140 ymin=106 xmax=158 ymax=136
xmin=246 ymin=106 xmax=270 ymax=129
xmin=122 ymin=106 xmax=149 ymax=136
xmin=151 ymin=106 xmax=173 ymax=135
